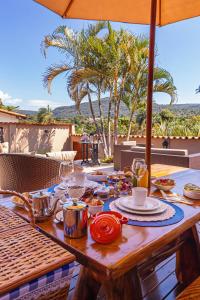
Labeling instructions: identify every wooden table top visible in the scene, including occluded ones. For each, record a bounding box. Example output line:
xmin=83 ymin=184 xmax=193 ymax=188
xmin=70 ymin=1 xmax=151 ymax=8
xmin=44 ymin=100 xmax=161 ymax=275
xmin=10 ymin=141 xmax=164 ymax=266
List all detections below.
xmin=2 ymin=165 xmax=200 ymax=280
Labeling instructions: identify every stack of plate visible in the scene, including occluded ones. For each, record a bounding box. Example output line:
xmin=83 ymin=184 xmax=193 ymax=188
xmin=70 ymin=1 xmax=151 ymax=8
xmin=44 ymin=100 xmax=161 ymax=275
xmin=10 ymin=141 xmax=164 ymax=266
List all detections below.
xmin=114 ymin=196 xmax=166 ymax=215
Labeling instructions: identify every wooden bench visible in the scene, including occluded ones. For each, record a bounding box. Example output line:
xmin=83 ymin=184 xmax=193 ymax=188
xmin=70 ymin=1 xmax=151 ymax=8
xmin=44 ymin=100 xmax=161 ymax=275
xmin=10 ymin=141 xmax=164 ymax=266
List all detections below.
xmin=177 ymin=276 xmax=200 ymax=299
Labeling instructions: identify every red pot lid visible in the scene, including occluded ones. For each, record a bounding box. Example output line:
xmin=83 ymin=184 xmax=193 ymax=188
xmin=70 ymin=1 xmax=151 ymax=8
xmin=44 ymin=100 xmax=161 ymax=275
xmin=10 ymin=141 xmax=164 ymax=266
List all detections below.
xmin=90 ymin=214 xmax=121 ymax=244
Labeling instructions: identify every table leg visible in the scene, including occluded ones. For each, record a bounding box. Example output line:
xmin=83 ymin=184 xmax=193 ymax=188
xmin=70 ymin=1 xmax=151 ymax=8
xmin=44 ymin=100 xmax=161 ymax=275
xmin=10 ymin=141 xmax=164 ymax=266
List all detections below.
xmin=102 ymin=268 xmax=142 ymax=300
xmin=81 ymin=143 xmax=85 ymax=165
xmin=176 ymin=225 xmax=200 ymax=285
xmin=72 ymin=266 xmax=101 ymax=300
xmin=73 ymin=266 xmax=142 ymax=300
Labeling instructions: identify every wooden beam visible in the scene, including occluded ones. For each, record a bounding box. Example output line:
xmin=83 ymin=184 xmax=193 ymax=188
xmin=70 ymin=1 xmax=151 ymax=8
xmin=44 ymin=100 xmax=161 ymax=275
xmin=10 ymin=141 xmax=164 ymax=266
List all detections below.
xmin=145 ymin=0 xmax=157 ymax=188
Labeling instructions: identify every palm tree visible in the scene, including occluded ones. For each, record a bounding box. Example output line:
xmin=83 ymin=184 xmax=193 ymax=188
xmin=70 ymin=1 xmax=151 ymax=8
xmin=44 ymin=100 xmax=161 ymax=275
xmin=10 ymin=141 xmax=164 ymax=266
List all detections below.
xmin=123 ymin=37 xmax=176 ymax=140
xmin=37 ymin=105 xmax=54 ymax=123
xmin=0 ymin=98 xmax=19 ymax=111
xmin=42 ymin=22 xmax=177 ymax=156
xmin=42 ymin=22 xmax=113 ymax=156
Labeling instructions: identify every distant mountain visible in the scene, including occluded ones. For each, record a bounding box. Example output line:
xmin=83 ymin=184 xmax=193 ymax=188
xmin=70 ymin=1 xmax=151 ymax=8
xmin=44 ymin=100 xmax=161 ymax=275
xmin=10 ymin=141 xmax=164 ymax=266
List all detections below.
xmin=17 ymin=109 xmax=37 ymax=116
xmin=18 ymin=99 xmax=200 ymax=119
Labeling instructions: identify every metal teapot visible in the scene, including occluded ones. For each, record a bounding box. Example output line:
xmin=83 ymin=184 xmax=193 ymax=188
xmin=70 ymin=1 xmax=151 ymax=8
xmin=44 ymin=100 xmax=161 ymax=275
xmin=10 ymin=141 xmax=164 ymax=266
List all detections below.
xmin=29 ymin=191 xmax=59 ymax=222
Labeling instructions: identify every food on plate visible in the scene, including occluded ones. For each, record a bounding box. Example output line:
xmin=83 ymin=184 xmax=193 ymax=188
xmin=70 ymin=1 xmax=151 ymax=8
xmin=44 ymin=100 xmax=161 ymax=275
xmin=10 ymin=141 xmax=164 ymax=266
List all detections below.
xmin=107 ymin=174 xmax=126 ymax=182
xmin=85 ymin=198 xmax=104 ymax=215
xmin=123 ymin=166 xmax=132 ymax=173
xmin=154 ymin=178 xmax=175 ymax=187
xmin=184 ymin=183 xmax=200 ymax=192
xmin=92 ymin=171 xmax=104 ymax=175
xmin=124 ymin=171 xmax=133 ymax=178
xmin=95 ymin=186 xmax=110 ymax=200
xmin=114 ymin=180 xmax=132 ymax=195
xmin=82 ymin=188 xmax=94 ymax=199
xmin=85 ymin=198 xmax=104 ymax=206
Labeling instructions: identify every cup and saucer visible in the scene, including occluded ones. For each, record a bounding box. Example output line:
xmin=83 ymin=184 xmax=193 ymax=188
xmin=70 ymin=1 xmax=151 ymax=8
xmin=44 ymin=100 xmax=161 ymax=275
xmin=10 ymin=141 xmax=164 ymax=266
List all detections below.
xmin=115 ymin=187 xmax=166 ymax=215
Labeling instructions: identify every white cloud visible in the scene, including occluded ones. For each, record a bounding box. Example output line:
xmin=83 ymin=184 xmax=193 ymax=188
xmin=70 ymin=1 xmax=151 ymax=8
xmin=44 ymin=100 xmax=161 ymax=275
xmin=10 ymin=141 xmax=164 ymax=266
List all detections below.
xmin=0 ymin=90 xmax=64 ymax=110
xmin=25 ymin=99 xmax=64 ymax=109
xmin=5 ymin=98 xmax=23 ymax=105
xmin=0 ymin=90 xmax=11 ymax=101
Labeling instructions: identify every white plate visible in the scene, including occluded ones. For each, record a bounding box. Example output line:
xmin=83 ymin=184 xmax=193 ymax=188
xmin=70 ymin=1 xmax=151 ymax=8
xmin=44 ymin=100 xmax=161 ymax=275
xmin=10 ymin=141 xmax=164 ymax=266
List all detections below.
xmin=118 ymin=196 xmax=160 ymax=211
xmin=87 ymin=173 xmax=108 ymax=182
xmin=55 ymin=210 xmax=64 ymax=222
xmin=114 ymin=199 xmax=166 ymax=215
xmin=84 ymin=180 xmax=101 ymax=190
xmin=57 ymin=183 xmax=67 ymax=190
xmin=183 ymin=189 xmax=200 ymax=200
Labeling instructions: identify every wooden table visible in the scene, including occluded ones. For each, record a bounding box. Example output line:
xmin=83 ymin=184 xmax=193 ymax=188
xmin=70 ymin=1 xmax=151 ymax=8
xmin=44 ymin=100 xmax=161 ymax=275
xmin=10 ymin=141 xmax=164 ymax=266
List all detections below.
xmin=2 ymin=165 xmax=200 ymax=300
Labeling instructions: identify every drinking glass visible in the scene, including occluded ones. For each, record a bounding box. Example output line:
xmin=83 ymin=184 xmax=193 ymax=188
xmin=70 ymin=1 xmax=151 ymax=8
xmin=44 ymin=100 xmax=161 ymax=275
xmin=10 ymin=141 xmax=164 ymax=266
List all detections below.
xmin=59 ymin=160 xmax=74 ymax=187
xmin=67 ymin=172 xmax=86 ymax=204
xmin=67 ymin=185 xmax=86 ymax=203
xmin=131 ymin=158 xmax=147 ymax=187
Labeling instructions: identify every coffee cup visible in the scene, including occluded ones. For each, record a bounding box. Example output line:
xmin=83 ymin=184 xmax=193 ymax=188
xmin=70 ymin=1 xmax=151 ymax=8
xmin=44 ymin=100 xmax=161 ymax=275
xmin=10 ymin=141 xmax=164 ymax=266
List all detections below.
xmin=132 ymin=187 xmax=147 ymax=206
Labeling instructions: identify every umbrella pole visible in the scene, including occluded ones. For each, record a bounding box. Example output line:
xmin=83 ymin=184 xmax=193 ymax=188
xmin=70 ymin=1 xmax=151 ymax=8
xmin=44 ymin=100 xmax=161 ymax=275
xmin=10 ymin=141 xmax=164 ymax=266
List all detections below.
xmin=145 ymin=0 xmax=157 ymax=188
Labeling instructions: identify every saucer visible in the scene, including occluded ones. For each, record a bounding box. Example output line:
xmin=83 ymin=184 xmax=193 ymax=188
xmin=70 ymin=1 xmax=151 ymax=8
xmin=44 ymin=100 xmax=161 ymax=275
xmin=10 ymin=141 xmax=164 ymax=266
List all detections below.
xmin=118 ymin=196 xmax=160 ymax=211
xmin=55 ymin=210 xmax=64 ymax=222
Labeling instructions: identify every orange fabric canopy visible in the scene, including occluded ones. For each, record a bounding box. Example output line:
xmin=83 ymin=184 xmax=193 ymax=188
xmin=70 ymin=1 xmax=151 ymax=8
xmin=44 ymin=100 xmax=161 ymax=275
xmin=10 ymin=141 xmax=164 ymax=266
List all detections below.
xmin=35 ymin=0 xmax=200 ymax=26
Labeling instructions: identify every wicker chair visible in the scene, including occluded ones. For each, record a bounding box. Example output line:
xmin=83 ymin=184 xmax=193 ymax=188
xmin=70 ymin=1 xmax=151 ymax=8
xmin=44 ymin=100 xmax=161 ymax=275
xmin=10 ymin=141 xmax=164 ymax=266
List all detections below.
xmin=0 ymin=154 xmax=61 ymax=192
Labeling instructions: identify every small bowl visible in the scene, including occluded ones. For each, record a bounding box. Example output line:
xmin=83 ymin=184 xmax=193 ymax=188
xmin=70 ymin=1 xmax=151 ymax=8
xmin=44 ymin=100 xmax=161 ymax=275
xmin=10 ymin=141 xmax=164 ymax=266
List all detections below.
xmin=152 ymin=179 xmax=175 ymax=191
xmin=183 ymin=189 xmax=200 ymax=200
xmin=88 ymin=200 xmax=104 ymax=215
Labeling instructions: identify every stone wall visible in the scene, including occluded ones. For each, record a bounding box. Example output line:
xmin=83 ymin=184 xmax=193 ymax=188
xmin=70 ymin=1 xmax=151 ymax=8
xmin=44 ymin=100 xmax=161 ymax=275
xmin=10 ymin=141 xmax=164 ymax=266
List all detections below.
xmin=0 ymin=122 xmax=74 ymax=154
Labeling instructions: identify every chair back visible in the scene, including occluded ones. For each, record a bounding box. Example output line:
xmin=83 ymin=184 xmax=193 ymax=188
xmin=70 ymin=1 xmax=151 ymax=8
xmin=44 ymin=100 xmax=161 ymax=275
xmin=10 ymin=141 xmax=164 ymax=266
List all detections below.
xmin=0 ymin=154 xmax=60 ymax=192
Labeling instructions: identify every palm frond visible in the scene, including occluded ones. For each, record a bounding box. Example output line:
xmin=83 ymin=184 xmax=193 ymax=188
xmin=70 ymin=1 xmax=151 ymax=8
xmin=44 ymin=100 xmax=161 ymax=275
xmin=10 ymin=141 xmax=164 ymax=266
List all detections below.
xmin=86 ymin=21 xmax=107 ymax=37
xmin=43 ymin=64 xmax=73 ymax=93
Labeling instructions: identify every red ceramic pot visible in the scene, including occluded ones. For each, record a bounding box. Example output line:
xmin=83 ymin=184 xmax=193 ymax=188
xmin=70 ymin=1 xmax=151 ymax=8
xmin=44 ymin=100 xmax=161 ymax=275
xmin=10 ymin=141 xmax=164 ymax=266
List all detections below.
xmin=90 ymin=211 xmax=128 ymax=244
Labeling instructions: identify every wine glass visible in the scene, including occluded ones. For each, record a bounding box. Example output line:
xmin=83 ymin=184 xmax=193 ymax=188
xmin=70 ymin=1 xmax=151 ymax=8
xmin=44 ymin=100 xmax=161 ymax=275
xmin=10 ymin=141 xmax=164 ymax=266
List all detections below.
xmin=67 ymin=172 xmax=86 ymax=204
xmin=59 ymin=160 xmax=74 ymax=187
xmin=131 ymin=158 xmax=147 ymax=187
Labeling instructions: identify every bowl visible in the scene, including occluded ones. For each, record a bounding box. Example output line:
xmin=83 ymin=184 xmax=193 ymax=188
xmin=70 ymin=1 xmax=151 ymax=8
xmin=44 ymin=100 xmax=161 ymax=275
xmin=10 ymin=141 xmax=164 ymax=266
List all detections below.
xmin=183 ymin=189 xmax=200 ymax=200
xmin=87 ymin=200 xmax=104 ymax=215
xmin=152 ymin=178 xmax=175 ymax=191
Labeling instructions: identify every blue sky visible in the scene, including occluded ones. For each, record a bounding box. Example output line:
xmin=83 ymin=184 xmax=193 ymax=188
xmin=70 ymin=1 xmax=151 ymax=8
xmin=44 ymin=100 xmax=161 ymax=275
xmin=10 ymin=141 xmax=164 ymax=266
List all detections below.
xmin=0 ymin=0 xmax=200 ymax=110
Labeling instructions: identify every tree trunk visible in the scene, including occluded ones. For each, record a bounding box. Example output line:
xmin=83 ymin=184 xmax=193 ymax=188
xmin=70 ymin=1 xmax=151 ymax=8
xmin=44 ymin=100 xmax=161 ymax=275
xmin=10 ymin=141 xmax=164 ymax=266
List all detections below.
xmin=114 ymin=98 xmax=120 ymax=145
xmin=87 ymin=86 xmax=100 ymax=136
xmin=113 ymin=75 xmax=127 ymax=145
xmin=97 ymin=86 xmax=109 ymax=157
xmin=107 ymin=90 xmax=113 ymax=156
xmin=127 ymin=109 xmax=134 ymax=141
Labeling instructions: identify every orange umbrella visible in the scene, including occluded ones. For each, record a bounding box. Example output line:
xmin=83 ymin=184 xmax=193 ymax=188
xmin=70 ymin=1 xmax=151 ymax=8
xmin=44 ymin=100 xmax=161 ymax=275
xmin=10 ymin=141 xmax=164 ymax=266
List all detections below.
xmin=34 ymin=0 xmax=200 ymax=186
xmin=34 ymin=0 xmax=200 ymax=26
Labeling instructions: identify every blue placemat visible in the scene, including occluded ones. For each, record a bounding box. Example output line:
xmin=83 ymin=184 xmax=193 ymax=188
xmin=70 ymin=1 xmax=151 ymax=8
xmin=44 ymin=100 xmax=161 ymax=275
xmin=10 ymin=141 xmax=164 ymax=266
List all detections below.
xmin=48 ymin=184 xmax=58 ymax=193
xmin=48 ymin=185 xmax=184 ymax=227
xmin=103 ymin=198 xmax=184 ymax=227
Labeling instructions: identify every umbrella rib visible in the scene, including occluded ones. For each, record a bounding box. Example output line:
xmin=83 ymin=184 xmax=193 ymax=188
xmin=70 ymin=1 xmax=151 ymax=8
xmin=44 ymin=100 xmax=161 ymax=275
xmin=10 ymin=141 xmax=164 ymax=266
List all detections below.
xmin=63 ymin=0 xmax=75 ymax=18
